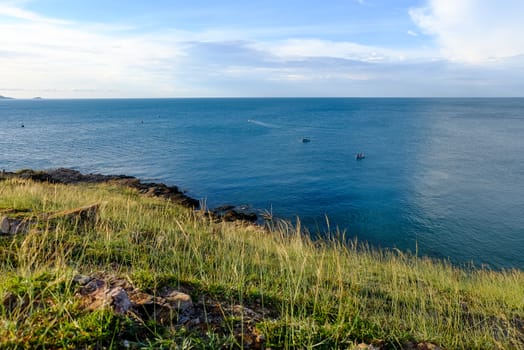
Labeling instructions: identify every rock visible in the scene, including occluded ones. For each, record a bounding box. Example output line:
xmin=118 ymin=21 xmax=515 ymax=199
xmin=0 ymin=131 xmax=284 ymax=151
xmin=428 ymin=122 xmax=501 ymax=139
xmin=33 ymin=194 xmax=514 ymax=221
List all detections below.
xmin=214 ymin=205 xmax=235 ymax=212
xmin=230 ymin=305 xmax=261 ymax=321
xmin=16 ymin=170 xmax=53 ymax=182
xmin=416 ymin=343 xmax=442 ymax=350
xmin=131 ymin=288 xmax=193 ymax=324
xmin=16 ymin=168 xmax=134 ymax=184
xmin=78 ymin=278 xmax=105 ymax=296
xmin=107 ymin=287 xmax=132 ymax=314
xmin=0 ymin=217 xmax=30 ymax=235
xmin=77 ymin=277 xmax=131 ymax=315
xmin=135 ymin=182 xmax=199 ymax=208
xmin=6 ymin=168 xmax=201 ymax=209
xmin=132 ymin=298 xmax=174 ymax=324
xmin=161 ymin=288 xmax=193 ymax=312
xmin=0 ymin=217 xmax=10 ymax=234
xmin=403 ymin=342 xmax=442 ymax=350
xmin=211 ymin=205 xmax=258 ymax=223
xmin=47 ymin=203 xmax=99 ymax=229
xmin=75 ymin=274 xmax=193 ymax=324
xmin=223 ymin=209 xmax=257 ymax=222
xmin=73 ymin=274 xmax=93 ymax=286
xmin=11 ymin=219 xmax=29 ymax=235
xmin=356 ymin=343 xmax=383 ymax=350
xmin=73 ymin=273 xmax=271 ymax=349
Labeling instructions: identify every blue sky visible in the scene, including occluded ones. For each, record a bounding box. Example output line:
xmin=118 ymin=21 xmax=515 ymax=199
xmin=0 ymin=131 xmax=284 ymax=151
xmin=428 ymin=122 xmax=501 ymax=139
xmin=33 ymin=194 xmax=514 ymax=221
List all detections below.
xmin=1 ymin=0 xmax=524 ymax=98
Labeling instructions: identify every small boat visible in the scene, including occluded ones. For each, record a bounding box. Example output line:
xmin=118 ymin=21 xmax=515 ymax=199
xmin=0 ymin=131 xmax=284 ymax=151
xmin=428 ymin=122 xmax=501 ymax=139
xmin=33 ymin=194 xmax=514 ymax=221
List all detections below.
xmin=356 ymin=152 xmax=365 ymax=160
xmin=302 ymin=138 xmax=311 ymax=143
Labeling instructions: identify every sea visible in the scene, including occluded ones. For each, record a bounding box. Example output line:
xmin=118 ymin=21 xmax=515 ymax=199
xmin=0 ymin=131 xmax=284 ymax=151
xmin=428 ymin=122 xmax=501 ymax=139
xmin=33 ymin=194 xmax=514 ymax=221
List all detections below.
xmin=1 ymin=98 xmax=523 ymax=270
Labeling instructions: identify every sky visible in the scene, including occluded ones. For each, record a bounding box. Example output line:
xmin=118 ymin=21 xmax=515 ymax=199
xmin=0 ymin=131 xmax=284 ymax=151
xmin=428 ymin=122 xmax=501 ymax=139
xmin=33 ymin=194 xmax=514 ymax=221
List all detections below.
xmin=1 ymin=0 xmax=524 ymax=98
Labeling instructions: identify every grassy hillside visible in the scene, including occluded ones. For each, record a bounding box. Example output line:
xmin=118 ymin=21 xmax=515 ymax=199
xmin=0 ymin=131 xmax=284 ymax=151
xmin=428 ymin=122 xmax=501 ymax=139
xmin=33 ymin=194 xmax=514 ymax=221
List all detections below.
xmin=0 ymin=177 xmax=523 ymax=349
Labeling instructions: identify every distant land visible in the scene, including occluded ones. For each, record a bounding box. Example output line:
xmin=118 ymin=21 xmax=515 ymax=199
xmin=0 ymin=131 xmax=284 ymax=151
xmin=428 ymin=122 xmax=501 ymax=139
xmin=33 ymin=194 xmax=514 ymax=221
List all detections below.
xmin=0 ymin=96 xmax=44 ymax=100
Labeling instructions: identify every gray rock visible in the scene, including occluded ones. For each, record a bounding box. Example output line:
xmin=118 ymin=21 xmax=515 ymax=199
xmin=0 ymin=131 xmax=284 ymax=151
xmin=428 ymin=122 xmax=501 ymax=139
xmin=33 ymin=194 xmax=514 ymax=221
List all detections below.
xmin=78 ymin=278 xmax=131 ymax=315
xmin=10 ymin=219 xmax=27 ymax=234
xmin=0 ymin=217 xmax=30 ymax=235
xmin=46 ymin=203 xmax=99 ymax=230
xmin=73 ymin=274 xmax=93 ymax=286
xmin=76 ymin=274 xmax=193 ymax=323
xmin=0 ymin=217 xmax=10 ymax=234
xmin=107 ymin=287 xmax=131 ymax=314
xmin=161 ymin=289 xmax=193 ymax=312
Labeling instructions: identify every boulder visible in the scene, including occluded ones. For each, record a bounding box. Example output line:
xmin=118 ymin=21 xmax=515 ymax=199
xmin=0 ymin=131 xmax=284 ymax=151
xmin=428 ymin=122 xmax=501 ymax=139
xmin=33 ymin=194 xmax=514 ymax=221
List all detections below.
xmin=223 ymin=209 xmax=257 ymax=222
xmin=0 ymin=216 xmax=30 ymax=235
xmin=106 ymin=287 xmax=132 ymax=314
xmin=74 ymin=274 xmax=193 ymax=324
xmin=211 ymin=205 xmax=258 ymax=223
xmin=72 ymin=273 xmax=268 ymax=349
xmin=0 ymin=217 xmax=10 ymax=234
xmin=131 ymin=287 xmax=194 ymax=324
xmin=160 ymin=288 xmax=193 ymax=312
xmin=77 ymin=277 xmax=131 ymax=314
xmin=16 ymin=168 xmax=134 ymax=184
xmin=135 ymin=182 xmax=199 ymax=208
xmin=46 ymin=203 xmax=99 ymax=229
xmin=403 ymin=342 xmax=443 ymax=350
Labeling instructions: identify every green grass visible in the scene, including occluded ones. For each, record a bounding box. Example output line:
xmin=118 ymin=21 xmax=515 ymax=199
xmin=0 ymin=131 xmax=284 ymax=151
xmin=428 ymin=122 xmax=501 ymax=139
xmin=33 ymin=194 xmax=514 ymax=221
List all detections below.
xmin=0 ymin=178 xmax=523 ymax=349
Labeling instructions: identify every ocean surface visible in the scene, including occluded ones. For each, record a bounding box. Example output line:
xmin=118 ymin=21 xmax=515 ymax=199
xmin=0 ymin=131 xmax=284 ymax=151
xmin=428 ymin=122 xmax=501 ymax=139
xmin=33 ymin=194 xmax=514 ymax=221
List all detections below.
xmin=1 ymin=98 xmax=523 ymax=269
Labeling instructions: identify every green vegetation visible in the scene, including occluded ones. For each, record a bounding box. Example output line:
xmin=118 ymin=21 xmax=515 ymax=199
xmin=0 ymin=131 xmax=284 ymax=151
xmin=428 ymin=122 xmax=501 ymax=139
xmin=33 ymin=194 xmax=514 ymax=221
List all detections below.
xmin=0 ymin=178 xmax=523 ymax=349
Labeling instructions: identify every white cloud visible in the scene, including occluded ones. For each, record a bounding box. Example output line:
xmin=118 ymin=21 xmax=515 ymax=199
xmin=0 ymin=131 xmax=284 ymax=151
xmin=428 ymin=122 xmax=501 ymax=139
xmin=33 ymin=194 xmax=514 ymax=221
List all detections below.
xmin=1 ymin=2 xmax=524 ymax=97
xmin=0 ymin=2 xmax=69 ymax=24
xmin=0 ymin=2 xmax=438 ymax=98
xmin=220 ymin=65 xmax=371 ymax=83
xmin=410 ymin=0 xmax=524 ymax=63
xmin=407 ymin=30 xmax=418 ymax=37
xmin=254 ymin=39 xmax=408 ymax=63
xmin=0 ymin=3 xmax=186 ymax=98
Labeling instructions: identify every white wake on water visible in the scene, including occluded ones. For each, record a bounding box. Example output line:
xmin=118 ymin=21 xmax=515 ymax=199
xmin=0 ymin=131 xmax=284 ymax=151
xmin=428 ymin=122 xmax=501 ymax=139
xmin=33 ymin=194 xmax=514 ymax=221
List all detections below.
xmin=247 ymin=119 xmax=281 ymax=128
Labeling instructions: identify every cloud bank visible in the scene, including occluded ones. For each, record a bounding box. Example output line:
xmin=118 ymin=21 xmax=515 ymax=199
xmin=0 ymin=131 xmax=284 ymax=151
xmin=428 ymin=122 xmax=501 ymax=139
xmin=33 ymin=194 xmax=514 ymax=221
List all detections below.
xmin=410 ymin=0 xmax=524 ymax=63
xmin=1 ymin=1 xmax=523 ymax=97
xmin=0 ymin=3 xmax=188 ymax=97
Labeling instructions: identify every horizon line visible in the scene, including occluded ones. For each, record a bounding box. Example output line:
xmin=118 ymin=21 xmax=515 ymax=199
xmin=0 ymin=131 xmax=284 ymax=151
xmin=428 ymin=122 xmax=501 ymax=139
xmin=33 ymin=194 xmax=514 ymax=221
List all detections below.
xmin=3 ymin=96 xmax=524 ymax=100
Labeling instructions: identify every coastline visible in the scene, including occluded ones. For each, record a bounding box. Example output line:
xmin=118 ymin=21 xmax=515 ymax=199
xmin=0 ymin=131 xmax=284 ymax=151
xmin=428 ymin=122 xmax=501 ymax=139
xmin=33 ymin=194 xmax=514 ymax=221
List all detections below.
xmin=1 ymin=168 xmax=258 ymax=223
xmin=3 ymin=98 xmax=523 ymax=270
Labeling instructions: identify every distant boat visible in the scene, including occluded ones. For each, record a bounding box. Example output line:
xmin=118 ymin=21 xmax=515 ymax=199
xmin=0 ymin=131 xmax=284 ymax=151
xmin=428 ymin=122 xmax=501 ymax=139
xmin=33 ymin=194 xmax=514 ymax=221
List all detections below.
xmin=356 ymin=152 xmax=365 ymax=160
xmin=302 ymin=138 xmax=311 ymax=143
xmin=21 ymin=123 xmax=24 ymax=128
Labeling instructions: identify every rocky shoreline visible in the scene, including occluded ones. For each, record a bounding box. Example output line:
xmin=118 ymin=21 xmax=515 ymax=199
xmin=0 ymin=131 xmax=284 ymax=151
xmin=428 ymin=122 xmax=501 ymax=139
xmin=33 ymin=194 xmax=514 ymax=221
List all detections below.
xmin=0 ymin=168 xmax=259 ymax=223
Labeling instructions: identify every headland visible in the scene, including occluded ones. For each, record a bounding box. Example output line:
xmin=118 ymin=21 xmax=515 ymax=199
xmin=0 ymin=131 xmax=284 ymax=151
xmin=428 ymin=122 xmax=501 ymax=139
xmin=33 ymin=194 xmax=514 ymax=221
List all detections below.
xmin=0 ymin=168 xmax=522 ymax=349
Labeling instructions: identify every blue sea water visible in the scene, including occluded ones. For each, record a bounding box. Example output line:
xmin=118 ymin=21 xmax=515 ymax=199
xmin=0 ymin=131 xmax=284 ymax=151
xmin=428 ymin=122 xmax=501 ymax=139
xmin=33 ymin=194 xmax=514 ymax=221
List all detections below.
xmin=1 ymin=98 xmax=523 ymax=269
